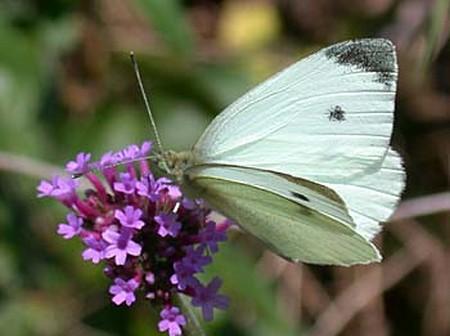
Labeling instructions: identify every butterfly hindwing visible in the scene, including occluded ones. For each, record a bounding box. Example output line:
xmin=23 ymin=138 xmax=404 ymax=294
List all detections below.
xmin=186 ymin=165 xmax=355 ymax=227
xmin=184 ymin=166 xmax=381 ymax=265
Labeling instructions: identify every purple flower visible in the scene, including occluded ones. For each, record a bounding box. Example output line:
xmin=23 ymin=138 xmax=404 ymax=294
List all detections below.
xmin=139 ymin=141 xmax=152 ymax=157
xmin=82 ymin=236 xmax=107 ymax=264
xmin=37 ymin=176 xmax=78 ymax=201
xmin=191 ymin=277 xmax=229 ymax=321
xmin=121 ymin=141 xmax=153 ymax=160
xmin=170 ymin=260 xmax=199 ymax=290
xmin=198 ymin=221 xmax=227 ymax=253
xmin=112 ymin=151 xmax=125 ymax=164
xmin=136 ymin=174 xmax=160 ymax=201
xmin=167 ymin=185 xmax=182 ymax=200
xmin=96 ymin=141 xmax=151 ymax=169
xmin=57 ymin=213 xmax=83 ymax=239
xmin=109 ymin=278 xmax=139 ymax=306
xmin=182 ymin=246 xmax=212 ymax=273
xmin=51 ymin=176 xmax=78 ymax=201
xmin=100 ymin=151 xmax=115 ymax=167
xmin=122 ymin=144 xmax=140 ymax=160
xmin=37 ymin=176 xmax=59 ymax=198
xmin=181 ymin=198 xmax=206 ymax=218
xmin=158 ymin=306 xmax=186 ymax=336
xmin=113 ymin=173 xmax=136 ymax=194
xmin=181 ymin=198 xmax=196 ymax=210
xmin=145 ymin=272 xmax=155 ymax=284
xmin=102 ymin=228 xmax=142 ymax=265
xmin=115 ymin=206 xmax=145 ymax=230
xmin=65 ymin=152 xmax=91 ymax=174
xmin=158 ymin=177 xmax=182 ymax=200
xmin=37 ymin=140 xmax=231 ymax=334
xmin=155 ymin=213 xmax=182 ymax=238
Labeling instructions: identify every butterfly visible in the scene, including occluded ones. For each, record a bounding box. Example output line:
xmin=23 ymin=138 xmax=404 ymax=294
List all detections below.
xmin=134 ymin=38 xmax=406 ymax=266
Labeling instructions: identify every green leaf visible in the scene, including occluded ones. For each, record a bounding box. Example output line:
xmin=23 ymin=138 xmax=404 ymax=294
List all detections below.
xmin=204 ymin=244 xmax=300 ymax=336
xmin=135 ymin=0 xmax=195 ymax=57
xmin=421 ymin=0 xmax=450 ymax=69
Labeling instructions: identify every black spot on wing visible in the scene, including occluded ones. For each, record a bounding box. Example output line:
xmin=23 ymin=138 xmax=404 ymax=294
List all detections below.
xmin=328 ymin=105 xmax=346 ymax=121
xmin=325 ymin=38 xmax=396 ymax=88
xmin=290 ymin=191 xmax=310 ymax=202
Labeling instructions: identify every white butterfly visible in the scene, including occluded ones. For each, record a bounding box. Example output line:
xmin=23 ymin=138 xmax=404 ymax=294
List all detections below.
xmin=136 ymin=38 xmax=406 ymax=266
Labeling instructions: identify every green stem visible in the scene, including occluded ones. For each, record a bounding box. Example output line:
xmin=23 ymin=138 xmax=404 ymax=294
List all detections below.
xmin=175 ymin=293 xmax=207 ymax=336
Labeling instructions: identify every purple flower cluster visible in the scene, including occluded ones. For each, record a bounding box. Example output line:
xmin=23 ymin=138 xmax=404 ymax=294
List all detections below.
xmin=37 ymin=141 xmax=230 ymax=336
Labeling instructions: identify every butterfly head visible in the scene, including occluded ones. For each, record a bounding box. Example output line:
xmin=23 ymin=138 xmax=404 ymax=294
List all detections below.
xmin=157 ymin=150 xmax=194 ymax=182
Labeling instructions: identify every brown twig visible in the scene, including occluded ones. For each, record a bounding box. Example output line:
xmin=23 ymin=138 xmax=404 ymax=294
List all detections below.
xmin=353 ymin=262 xmax=389 ymax=336
xmin=257 ymin=252 xmax=332 ymax=319
xmin=352 ymin=237 xmax=388 ymax=336
xmin=309 ymin=219 xmax=440 ymax=336
xmin=300 ymin=266 xmax=332 ymax=318
xmin=278 ymin=263 xmax=303 ymax=325
xmin=0 ymin=151 xmax=63 ymax=180
xmin=391 ymin=192 xmax=450 ymax=221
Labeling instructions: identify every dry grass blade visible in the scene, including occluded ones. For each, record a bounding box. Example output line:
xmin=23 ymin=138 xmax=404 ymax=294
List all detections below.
xmin=392 ymin=192 xmax=450 ymax=220
xmin=0 ymin=151 xmax=63 ymax=179
xmin=309 ymin=219 xmax=442 ymax=336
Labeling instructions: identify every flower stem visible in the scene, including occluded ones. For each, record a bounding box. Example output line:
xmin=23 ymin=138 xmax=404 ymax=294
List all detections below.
xmin=176 ymin=293 xmax=207 ymax=336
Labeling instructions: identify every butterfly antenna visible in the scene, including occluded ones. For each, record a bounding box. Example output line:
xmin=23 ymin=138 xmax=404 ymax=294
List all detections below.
xmin=130 ymin=52 xmax=165 ymax=155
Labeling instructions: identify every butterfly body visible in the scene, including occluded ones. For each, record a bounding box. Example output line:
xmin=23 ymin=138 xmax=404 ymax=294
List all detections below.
xmin=161 ymin=38 xmax=405 ymax=266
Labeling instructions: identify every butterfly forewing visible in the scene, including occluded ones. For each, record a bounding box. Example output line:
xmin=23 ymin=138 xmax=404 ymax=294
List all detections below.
xmin=320 ymin=148 xmax=405 ymax=240
xmin=193 ymin=39 xmax=397 ymax=181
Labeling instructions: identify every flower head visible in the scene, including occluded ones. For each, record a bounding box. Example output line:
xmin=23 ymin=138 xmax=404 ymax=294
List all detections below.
xmin=37 ymin=140 xmax=229 ymax=336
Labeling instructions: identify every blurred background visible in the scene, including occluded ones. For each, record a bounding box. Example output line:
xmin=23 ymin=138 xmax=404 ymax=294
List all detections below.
xmin=0 ymin=0 xmax=449 ymax=335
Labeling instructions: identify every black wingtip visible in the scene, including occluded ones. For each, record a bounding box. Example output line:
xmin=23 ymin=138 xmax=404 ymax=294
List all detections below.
xmin=325 ymin=38 xmax=397 ymax=88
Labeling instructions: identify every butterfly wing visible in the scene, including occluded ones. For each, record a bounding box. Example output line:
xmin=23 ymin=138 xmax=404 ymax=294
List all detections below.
xmin=184 ymin=165 xmax=381 ymax=265
xmin=321 ymin=148 xmax=405 ymax=240
xmin=193 ymin=38 xmax=398 ymax=181
xmin=191 ymin=38 xmax=404 ymax=243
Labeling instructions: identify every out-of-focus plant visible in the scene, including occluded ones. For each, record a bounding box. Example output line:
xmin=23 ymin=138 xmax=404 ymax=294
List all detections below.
xmin=0 ymin=0 xmax=449 ymax=335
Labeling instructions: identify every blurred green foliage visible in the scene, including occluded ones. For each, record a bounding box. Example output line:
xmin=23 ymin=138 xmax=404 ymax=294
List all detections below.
xmin=0 ymin=0 xmax=448 ymax=335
